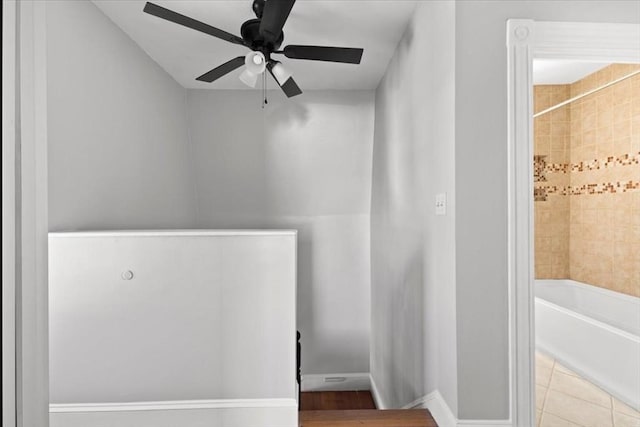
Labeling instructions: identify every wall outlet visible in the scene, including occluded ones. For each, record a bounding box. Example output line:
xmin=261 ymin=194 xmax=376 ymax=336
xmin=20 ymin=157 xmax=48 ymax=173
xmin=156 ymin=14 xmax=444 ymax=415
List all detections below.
xmin=435 ymin=193 xmax=446 ymax=216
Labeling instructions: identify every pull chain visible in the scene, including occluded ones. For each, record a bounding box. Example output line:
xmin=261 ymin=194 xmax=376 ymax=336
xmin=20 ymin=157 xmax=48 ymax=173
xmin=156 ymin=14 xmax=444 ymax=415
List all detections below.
xmin=262 ymin=72 xmax=268 ymax=108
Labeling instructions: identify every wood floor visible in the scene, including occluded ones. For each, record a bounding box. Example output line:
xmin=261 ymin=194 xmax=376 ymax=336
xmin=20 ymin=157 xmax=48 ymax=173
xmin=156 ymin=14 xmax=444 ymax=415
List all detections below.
xmin=299 ymin=392 xmax=438 ymax=427
xmin=301 ymin=391 xmax=376 ymax=411
xmin=300 ymin=410 xmax=438 ymax=427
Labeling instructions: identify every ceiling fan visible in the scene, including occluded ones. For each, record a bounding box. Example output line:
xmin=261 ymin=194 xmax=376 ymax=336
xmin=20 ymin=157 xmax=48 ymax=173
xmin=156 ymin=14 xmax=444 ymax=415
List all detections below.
xmin=143 ymin=0 xmax=364 ymax=98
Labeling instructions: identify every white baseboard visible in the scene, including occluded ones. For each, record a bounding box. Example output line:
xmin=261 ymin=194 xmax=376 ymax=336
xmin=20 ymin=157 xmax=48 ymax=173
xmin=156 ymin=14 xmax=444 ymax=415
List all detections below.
xmin=369 ymin=374 xmax=387 ymax=410
xmin=457 ymin=421 xmax=512 ymax=427
xmin=369 ymin=374 xmax=512 ymax=427
xmin=403 ymin=391 xmax=511 ymax=427
xmin=402 ymin=390 xmax=457 ymax=427
xmin=301 ymin=373 xmax=370 ymax=392
xmin=49 ymin=398 xmax=298 ymax=427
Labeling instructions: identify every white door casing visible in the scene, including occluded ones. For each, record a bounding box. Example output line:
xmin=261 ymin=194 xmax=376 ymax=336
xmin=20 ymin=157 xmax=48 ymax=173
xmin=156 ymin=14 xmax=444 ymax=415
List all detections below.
xmin=506 ymin=19 xmax=640 ymax=427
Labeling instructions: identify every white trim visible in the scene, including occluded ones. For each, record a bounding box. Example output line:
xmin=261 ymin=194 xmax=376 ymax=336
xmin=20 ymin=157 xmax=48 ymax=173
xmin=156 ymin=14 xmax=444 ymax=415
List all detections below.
xmin=402 ymin=391 xmax=457 ymax=427
xmin=457 ymin=421 xmax=512 ymax=427
xmin=506 ymin=19 xmax=640 ymax=427
xmin=301 ymin=373 xmax=370 ymax=392
xmin=421 ymin=393 xmax=457 ymax=427
xmin=49 ymin=399 xmax=298 ymax=427
xmin=401 ymin=394 xmax=431 ymax=410
xmin=2 ymin=1 xmax=18 ymax=425
xmin=48 ymin=230 xmax=298 ymax=238
xmin=506 ymin=18 xmax=536 ymax=427
xmin=368 ymin=374 xmax=387 ymax=410
xmin=400 ymin=389 xmax=510 ymax=427
xmin=370 ymin=379 xmax=510 ymax=427
xmin=49 ymin=398 xmax=297 ymax=413
xmin=16 ymin=1 xmax=50 ymax=425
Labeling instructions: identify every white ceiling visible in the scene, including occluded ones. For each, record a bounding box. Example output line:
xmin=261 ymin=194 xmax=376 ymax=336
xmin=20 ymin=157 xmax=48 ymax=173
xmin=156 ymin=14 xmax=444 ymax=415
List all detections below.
xmin=92 ymin=0 xmax=419 ymax=90
xmin=533 ymin=60 xmax=611 ymax=85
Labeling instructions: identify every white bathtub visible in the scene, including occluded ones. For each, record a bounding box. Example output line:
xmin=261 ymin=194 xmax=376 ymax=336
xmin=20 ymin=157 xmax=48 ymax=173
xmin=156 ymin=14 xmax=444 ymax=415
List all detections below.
xmin=535 ymin=279 xmax=640 ymax=410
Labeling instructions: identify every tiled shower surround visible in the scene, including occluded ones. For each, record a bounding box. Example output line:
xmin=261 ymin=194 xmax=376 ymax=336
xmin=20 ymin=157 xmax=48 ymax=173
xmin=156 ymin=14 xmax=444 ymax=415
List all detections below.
xmin=534 ymin=64 xmax=640 ymax=298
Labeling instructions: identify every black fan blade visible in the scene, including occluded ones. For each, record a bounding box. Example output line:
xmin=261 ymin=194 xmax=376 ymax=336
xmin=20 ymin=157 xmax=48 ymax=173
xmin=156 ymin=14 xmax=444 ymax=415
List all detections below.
xmin=144 ymin=2 xmax=246 ymax=46
xmin=259 ymin=0 xmax=296 ymax=44
xmin=196 ymin=56 xmax=245 ymax=83
xmin=282 ymin=45 xmax=363 ymax=64
xmin=267 ymin=63 xmax=302 ymax=98
xmin=280 ymin=77 xmax=303 ymax=98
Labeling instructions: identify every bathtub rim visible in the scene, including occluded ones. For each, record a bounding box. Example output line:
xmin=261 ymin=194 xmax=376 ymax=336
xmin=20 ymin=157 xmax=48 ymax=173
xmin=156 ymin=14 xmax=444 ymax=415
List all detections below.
xmin=535 ymin=278 xmax=640 ymax=307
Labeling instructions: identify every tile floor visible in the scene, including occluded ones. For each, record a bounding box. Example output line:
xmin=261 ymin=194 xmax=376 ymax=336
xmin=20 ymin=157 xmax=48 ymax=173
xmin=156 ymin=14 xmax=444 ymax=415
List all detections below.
xmin=536 ymin=352 xmax=640 ymax=427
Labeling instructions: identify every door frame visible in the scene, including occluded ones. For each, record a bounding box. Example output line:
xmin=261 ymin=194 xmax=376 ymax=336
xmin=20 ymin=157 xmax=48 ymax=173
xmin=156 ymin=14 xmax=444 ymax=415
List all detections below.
xmin=506 ymin=19 xmax=640 ymax=427
xmin=2 ymin=1 xmax=49 ymax=426
xmin=2 ymin=1 xmax=19 ymax=423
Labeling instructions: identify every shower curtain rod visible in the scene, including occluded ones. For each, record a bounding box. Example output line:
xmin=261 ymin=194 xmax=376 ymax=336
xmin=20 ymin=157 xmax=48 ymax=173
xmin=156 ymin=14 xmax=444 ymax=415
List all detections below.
xmin=533 ymin=68 xmax=640 ymax=118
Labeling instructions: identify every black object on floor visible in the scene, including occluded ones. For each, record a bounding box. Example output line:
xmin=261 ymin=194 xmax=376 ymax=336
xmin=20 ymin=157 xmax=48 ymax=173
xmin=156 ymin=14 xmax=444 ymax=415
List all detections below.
xmin=297 ymin=330 xmax=301 ymax=410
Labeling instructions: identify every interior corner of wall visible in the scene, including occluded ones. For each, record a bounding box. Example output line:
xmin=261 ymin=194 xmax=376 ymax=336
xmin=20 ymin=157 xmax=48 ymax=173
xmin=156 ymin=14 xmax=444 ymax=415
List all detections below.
xmin=182 ymin=89 xmax=201 ymax=227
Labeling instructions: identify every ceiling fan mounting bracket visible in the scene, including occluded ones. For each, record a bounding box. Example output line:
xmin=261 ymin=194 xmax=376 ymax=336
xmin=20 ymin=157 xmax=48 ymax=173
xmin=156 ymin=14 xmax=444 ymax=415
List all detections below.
xmin=241 ymin=18 xmax=284 ymax=51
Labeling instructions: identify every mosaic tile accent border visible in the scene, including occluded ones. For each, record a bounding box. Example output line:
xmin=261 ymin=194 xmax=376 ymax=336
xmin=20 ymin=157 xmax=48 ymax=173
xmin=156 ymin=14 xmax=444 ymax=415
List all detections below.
xmin=534 ymin=188 xmax=548 ymax=202
xmin=534 ymin=155 xmax=548 ymax=182
xmin=535 ymin=180 xmax=640 ymax=196
xmin=544 ymin=152 xmax=640 ymax=174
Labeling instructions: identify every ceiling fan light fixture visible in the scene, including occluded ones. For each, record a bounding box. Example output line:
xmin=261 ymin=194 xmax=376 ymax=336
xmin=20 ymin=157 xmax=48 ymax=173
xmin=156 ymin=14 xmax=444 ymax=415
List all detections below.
xmin=271 ymin=61 xmax=292 ymax=86
xmin=245 ymin=51 xmax=266 ymax=74
xmin=239 ymin=51 xmax=267 ymax=88
xmin=239 ymin=68 xmax=259 ymax=88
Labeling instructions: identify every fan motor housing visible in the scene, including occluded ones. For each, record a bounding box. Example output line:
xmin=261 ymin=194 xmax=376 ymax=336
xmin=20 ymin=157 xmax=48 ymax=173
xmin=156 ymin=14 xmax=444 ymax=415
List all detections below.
xmin=241 ymin=18 xmax=284 ymax=51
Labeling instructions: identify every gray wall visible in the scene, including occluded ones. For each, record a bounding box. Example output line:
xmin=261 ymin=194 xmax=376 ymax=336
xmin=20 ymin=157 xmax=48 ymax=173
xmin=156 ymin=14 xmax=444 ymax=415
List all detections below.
xmin=370 ymin=1 xmax=457 ymax=412
xmin=47 ymin=0 xmax=196 ymax=231
xmin=186 ymin=90 xmax=375 ymax=376
xmin=46 ymin=0 xmax=373 ymax=380
xmin=454 ymin=0 xmax=640 ymax=420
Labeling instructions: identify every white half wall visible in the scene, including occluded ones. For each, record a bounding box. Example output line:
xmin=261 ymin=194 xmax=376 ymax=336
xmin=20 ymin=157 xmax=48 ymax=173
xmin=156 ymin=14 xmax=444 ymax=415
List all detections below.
xmin=46 ymin=0 xmax=196 ymax=231
xmin=186 ymin=90 xmax=375 ymax=377
xmin=49 ymin=231 xmax=297 ymax=414
xmin=370 ymin=0 xmax=457 ymax=413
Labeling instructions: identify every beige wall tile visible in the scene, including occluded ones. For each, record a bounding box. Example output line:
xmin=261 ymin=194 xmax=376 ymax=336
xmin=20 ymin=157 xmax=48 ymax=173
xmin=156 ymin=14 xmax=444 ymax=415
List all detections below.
xmin=536 ymin=120 xmax=551 ymax=136
xmin=533 ymin=68 xmax=639 ymax=295
xmin=615 ymin=119 xmax=631 ymax=140
xmin=616 ymin=101 xmax=632 ymax=123
xmin=550 ymin=107 xmax=568 ymax=122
